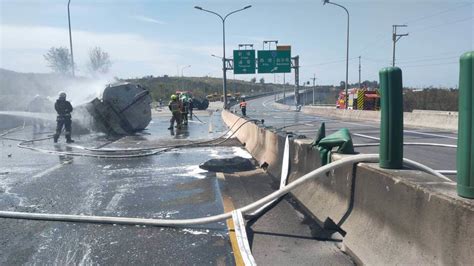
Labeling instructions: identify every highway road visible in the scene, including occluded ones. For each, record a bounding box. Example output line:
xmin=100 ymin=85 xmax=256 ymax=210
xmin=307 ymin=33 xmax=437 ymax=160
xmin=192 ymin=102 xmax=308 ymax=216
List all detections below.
xmin=238 ymin=95 xmax=458 ymax=181
xmin=0 ymin=107 xmax=353 ymax=264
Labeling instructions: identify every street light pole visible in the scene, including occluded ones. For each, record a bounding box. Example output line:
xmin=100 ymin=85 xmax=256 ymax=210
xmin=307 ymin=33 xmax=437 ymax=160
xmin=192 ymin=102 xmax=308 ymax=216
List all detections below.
xmin=180 ymin=65 xmax=191 ymax=90
xmin=195 ymin=5 xmax=252 ymax=109
xmin=67 ymin=0 xmax=75 ymax=77
xmin=181 ymin=65 xmax=191 ymax=77
xmin=311 ymin=74 xmax=317 ymax=105
xmin=323 ymin=0 xmax=349 ymax=109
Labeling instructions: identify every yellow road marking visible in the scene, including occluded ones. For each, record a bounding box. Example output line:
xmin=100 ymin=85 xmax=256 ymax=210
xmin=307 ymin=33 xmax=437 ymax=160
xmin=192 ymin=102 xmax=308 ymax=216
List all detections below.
xmin=219 ymin=172 xmax=245 ymax=266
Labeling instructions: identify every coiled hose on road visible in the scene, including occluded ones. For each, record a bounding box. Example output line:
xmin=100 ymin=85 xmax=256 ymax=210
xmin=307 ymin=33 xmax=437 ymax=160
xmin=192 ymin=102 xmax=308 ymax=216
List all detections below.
xmin=81 ymin=117 xmax=257 ymax=153
xmin=4 ymin=117 xmax=259 ymax=158
xmin=0 ymin=154 xmax=451 ymax=227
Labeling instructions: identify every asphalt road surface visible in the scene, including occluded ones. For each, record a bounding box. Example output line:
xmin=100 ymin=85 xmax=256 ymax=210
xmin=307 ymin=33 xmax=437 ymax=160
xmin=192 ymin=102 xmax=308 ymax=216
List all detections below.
xmin=236 ymin=95 xmax=457 ymax=181
xmin=0 ymin=106 xmax=353 ymax=265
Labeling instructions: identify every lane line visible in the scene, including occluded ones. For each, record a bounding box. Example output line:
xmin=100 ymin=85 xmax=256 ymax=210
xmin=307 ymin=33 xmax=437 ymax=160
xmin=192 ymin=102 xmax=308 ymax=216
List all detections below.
xmin=32 ymin=163 xmax=66 ymax=180
xmin=404 ymin=130 xmax=457 ymax=140
xmin=219 ymin=172 xmax=245 ymax=266
xmin=422 ymin=182 xmax=456 ymax=185
xmin=232 ymin=210 xmax=257 ymax=266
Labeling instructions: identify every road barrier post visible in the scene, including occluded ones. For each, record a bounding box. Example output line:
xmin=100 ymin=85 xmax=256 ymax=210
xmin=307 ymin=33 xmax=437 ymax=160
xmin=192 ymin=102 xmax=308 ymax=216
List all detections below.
xmin=457 ymin=51 xmax=474 ymax=199
xmin=379 ymin=67 xmax=403 ymax=169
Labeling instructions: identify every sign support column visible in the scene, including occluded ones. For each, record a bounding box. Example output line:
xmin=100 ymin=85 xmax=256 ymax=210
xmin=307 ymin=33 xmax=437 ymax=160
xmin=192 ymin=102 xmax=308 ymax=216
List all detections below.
xmin=293 ymin=56 xmax=300 ymax=107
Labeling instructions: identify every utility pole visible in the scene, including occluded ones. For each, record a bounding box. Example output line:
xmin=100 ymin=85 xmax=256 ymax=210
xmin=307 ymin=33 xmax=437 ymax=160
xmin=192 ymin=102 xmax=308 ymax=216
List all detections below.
xmin=293 ymin=56 xmax=300 ymax=107
xmin=392 ymin=25 xmax=408 ymax=67
xmin=67 ymin=0 xmax=75 ymax=77
xmin=358 ymin=56 xmax=361 ymax=89
xmin=310 ymin=74 xmax=317 ymax=105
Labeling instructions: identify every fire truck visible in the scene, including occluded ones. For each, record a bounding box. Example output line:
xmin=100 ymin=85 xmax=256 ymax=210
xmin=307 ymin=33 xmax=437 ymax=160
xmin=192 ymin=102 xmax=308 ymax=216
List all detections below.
xmin=336 ymin=88 xmax=380 ymax=110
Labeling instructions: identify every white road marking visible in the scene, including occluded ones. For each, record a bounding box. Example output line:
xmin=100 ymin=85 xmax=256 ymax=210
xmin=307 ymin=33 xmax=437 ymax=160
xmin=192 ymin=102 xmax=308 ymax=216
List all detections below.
xmin=404 ymin=130 xmax=457 ymax=140
xmin=423 ymin=181 xmax=456 ymax=185
xmin=353 ymin=133 xmax=380 ymax=141
xmin=32 ymin=163 xmax=65 ymax=180
xmin=232 ymin=210 xmax=257 ymax=266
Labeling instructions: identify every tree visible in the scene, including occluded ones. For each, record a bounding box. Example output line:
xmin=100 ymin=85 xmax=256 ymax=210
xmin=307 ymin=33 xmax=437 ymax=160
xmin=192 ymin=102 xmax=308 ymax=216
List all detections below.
xmin=88 ymin=47 xmax=111 ymax=74
xmin=250 ymin=77 xmax=257 ymax=83
xmin=339 ymin=81 xmax=346 ymax=89
xmin=44 ymin=47 xmax=73 ymax=75
xmin=259 ymin=77 xmax=265 ymax=84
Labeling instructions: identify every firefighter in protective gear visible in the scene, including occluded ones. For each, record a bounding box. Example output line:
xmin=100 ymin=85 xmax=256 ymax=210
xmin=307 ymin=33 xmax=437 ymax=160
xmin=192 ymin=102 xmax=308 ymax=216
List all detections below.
xmin=53 ymin=91 xmax=74 ymax=143
xmin=239 ymin=98 xmax=247 ymax=116
xmin=181 ymin=96 xmax=190 ymax=126
xmin=168 ymin=94 xmax=182 ymax=129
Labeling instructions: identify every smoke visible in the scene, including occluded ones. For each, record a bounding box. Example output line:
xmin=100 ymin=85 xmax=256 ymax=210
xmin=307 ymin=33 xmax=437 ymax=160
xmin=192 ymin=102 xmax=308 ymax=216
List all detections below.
xmin=61 ymin=77 xmax=111 ymax=106
xmin=0 ymin=68 xmax=116 ymax=111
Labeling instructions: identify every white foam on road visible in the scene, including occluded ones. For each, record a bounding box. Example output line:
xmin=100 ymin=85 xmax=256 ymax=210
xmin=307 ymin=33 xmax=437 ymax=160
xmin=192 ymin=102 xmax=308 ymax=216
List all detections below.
xmin=181 ymin=228 xmax=210 ymax=235
xmin=232 ymin=147 xmax=252 ymax=159
xmin=173 ymin=165 xmax=208 ymax=179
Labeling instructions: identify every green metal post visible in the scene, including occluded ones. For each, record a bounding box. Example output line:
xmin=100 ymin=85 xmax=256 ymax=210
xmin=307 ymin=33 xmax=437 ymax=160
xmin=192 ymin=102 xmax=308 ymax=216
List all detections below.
xmin=379 ymin=67 xmax=403 ymax=169
xmin=457 ymin=51 xmax=474 ymax=198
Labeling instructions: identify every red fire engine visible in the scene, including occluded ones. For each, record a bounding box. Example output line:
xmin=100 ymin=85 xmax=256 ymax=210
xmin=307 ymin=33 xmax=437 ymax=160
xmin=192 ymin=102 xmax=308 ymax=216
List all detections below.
xmin=336 ymin=88 xmax=380 ymax=110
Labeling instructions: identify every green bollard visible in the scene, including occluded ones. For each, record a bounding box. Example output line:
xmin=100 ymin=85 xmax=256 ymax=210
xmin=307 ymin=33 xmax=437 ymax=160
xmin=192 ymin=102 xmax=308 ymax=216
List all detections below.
xmin=457 ymin=51 xmax=474 ymax=199
xmin=379 ymin=67 xmax=403 ymax=169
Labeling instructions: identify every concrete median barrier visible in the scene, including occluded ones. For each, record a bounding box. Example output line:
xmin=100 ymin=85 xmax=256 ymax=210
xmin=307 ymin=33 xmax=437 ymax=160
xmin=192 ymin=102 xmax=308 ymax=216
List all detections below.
xmin=272 ymin=102 xmax=459 ymax=131
xmin=222 ymin=109 xmax=473 ymax=265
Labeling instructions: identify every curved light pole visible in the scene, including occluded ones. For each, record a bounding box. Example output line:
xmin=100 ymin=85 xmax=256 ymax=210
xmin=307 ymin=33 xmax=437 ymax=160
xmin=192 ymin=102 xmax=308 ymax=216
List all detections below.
xmin=181 ymin=65 xmax=191 ymax=77
xmin=67 ymin=0 xmax=75 ymax=77
xmin=180 ymin=65 xmax=191 ymax=90
xmin=195 ymin=5 xmax=252 ymax=109
xmin=323 ymin=0 xmax=349 ymax=109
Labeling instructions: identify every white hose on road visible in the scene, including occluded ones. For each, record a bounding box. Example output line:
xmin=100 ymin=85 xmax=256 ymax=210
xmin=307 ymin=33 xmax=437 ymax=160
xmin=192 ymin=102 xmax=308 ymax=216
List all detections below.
xmin=9 ymin=118 xmax=259 ymax=158
xmin=354 ymin=142 xmax=457 ymax=148
xmin=0 ymin=153 xmax=452 ymax=227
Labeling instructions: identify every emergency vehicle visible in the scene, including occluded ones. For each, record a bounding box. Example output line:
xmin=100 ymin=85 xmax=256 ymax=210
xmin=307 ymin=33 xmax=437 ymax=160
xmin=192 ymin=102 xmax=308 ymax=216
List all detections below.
xmin=336 ymin=88 xmax=380 ymax=110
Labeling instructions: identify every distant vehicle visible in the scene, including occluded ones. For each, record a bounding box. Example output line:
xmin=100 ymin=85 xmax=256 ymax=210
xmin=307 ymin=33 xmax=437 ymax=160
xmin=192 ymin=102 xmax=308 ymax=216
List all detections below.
xmin=206 ymin=93 xmax=221 ymax=102
xmin=336 ymin=88 xmax=380 ymax=110
xmin=177 ymin=90 xmax=209 ymax=110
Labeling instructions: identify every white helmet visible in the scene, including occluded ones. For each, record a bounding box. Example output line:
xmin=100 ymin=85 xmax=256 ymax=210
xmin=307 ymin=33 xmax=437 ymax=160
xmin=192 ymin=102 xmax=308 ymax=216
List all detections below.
xmin=59 ymin=91 xmax=67 ymax=99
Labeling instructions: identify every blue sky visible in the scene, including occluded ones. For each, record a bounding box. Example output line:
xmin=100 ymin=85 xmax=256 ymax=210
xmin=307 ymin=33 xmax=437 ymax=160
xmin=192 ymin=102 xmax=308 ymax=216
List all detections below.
xmin=1 ymin=0 xmax=473 ymax=87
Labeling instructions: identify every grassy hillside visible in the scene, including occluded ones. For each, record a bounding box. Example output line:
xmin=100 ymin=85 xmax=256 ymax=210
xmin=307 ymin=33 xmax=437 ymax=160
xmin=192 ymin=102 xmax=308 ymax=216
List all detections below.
xmin=126 ymin=76 xmax=290 ymax=101
xmin=2 ymin=68 xmax=456 ymax=112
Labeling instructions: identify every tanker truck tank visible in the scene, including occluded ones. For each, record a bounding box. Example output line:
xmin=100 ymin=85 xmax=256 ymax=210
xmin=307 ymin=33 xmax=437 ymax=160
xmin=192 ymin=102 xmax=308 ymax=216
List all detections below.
xmin=84 ymin=82 xmax=152 ymax=135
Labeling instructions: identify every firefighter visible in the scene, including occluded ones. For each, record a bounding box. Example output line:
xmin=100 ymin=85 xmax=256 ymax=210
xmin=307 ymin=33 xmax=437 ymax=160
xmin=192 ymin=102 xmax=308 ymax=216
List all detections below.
xmin=168 ymin=94 xmax=182 ymax=129
xmin=53 ymin=91 xmax=74 ymax=143
xmin=188 ymin=98 xmax=194 ymax=119
xmin=239 ymin=98 xmax=247 ymax=116
xmin=181 ymin=97 xmax=189 ymax=126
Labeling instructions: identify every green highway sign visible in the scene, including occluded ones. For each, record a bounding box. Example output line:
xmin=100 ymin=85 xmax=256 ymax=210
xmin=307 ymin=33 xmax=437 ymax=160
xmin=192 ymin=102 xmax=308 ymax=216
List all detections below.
xmin=233 ymin=50 xmax=256 ymax=74
xmin=257 ymin=50 xmax=291 ymax=73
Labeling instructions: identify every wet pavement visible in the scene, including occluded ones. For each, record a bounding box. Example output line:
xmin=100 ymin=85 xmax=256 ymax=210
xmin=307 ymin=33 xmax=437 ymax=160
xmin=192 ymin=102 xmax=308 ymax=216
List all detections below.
xmin=237 ymin=95 xmax=457 ymax=181
xmin=1 ymin=104 xmax=357 ymax=265
xmin=0 ymin=108 xmax=239 ymax=264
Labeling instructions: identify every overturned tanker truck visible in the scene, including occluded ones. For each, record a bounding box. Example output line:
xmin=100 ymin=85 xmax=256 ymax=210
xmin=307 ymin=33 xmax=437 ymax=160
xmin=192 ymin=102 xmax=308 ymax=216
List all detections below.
xmin=84 ymin=82 xmax=152 ymax=135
